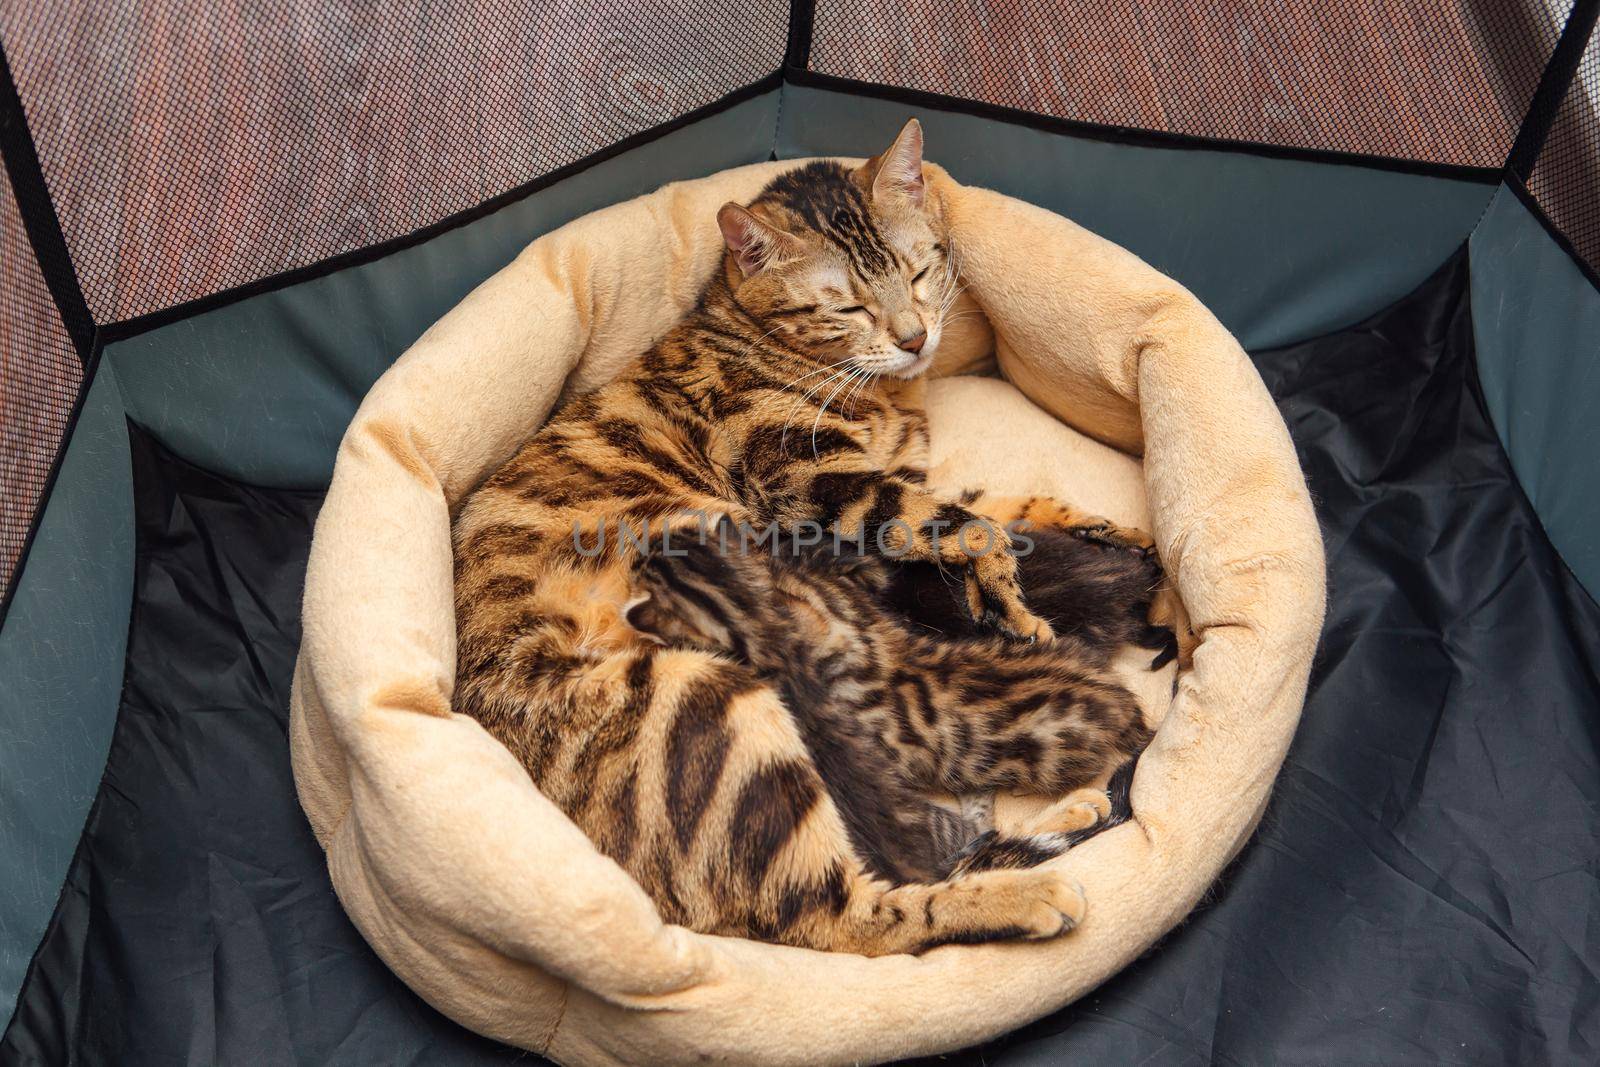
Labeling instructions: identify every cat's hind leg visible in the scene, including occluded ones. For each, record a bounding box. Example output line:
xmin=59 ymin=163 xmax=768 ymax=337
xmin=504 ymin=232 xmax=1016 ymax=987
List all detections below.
xmin=811 ymin=866 xmax=1088 ymax=955
xmin=964 ymin=491 xmax=1156 ymax=557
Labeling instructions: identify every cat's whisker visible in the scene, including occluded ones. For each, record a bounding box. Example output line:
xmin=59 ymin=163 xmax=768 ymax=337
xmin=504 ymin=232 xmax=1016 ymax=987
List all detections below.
xmin=784 ymin=361 xmax=854 ymax=412
xmin=782 ymin=357 xmax=854 ymax=396
xmin=937 ymin=280 xmax=968 ymax=316
xmin=763 ymin=363 xmax=845 ymax=418
xmin=840 ymin=366 xmax=871 ymax=421
xmin=748 ymin=321 xmax=790 ymax=352
xmin=812 ymin=366 xmax=863 ymax=458
xmin=845 ymin=365 xmax=878 ymax=419
xmin=842 ymin=369 xmax=865 ymax=420
xmin=775 ymin=359 xmax=857 ymax=442
xmin=783 ymin=366 xmax=855 ymax=450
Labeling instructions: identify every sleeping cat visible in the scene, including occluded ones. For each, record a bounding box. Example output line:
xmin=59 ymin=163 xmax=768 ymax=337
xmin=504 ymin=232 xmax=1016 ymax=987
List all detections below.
xmin=625 ymin=521 xmax=1163 ymax=887
xmin=452 ymin=119 xmax=1162 ymax=955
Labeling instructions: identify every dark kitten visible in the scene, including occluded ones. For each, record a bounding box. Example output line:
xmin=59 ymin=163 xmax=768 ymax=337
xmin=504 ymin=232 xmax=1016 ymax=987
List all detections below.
xmin=888 ymin=526 xmax=1177 ymax=667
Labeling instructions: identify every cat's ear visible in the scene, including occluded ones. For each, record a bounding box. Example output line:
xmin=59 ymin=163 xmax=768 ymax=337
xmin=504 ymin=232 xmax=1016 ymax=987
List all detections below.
xmin=717 ymin=203 xmax=802 ymax=276
xmin=869 ymin=118 xmax=925 ymax=208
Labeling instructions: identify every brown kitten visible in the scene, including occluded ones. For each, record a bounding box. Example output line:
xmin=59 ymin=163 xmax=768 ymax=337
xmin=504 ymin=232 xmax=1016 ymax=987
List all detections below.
xmin=625 ymin=521 xmax=1159 ymax=886
xmin=452 ymin=119 xmax=1160 ymax=955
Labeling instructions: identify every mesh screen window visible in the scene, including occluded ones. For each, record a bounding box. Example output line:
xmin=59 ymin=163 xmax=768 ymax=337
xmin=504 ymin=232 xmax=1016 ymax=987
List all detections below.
xmin=810 ymin=0 xmax=1565 ymax=168
xmin=0 ymin=163 xmax=81 ymax=604
xmin=0 ymin=1 xmax=786 ymax=326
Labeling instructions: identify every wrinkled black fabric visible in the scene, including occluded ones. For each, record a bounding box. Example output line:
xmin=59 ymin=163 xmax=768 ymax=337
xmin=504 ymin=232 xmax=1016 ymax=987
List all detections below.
xmin=5 ymin=252 xmax=1598 ymax=1065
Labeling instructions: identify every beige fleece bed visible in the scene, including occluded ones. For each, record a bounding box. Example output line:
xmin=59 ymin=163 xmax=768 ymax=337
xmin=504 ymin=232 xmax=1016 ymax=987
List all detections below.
xmin=288 ymin=160 xmax=1325 ymax=1065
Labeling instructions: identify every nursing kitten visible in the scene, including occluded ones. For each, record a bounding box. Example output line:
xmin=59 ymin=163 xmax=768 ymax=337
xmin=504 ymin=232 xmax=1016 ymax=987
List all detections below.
xmin=887 ymin=500 xmax=1179 ymax=668
xmin=625 ymin=521 xmax=1162 ymax=886
xmin=452 ymin=119 xmax=1159 ymax=955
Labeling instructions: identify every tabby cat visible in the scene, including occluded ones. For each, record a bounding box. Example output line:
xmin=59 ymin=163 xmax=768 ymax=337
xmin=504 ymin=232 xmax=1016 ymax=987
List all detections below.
xmin=626 ymin=521 xmax=1163 ymax=887
xmin=453 ymin=119 xmax=1161 ymax=955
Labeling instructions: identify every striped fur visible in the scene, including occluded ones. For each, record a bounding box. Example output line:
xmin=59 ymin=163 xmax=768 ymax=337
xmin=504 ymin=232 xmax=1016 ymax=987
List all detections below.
xmin=452 ymin=121 xmax=1163 ymax=955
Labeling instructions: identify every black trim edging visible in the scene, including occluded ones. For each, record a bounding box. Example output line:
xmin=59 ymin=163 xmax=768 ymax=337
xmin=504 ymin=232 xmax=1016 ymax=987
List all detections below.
xmin=1506 ymin=0 xmax=1600 ymax=181
xmin=0 ymin=339 xmax=103 ymax=633
xmin=0 ymin=36 xmax=105 ymax=629
xmin=785 ymin=0 xmax=815 ymax=73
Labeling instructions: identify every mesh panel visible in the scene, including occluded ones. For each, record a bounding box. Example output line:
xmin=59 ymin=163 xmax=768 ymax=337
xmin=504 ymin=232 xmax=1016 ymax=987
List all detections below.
xmin=1528 ymin=23 xmax=1600 ymax=276
xmin=0 ymin=1 xmax=786 ymax=325
xmin=810 ymin=0 xmax=1564 ymax=168
xmin=0 ymin=162 xmax=82 ymax=604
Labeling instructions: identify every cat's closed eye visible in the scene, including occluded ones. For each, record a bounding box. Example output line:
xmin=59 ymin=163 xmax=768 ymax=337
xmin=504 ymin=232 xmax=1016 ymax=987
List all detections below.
xmin=839 ymin=305 xmax=873 ymax=322
xmin=910 ymin=266 xmax=935 ymax=300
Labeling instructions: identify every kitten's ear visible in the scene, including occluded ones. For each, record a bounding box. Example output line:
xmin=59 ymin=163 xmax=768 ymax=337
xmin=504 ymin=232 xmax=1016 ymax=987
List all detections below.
xmin=869 ymin=118 xmax=925 ymax=208
xmin=717 ymin=203 xmax=802 ymax=276
xmin=622 ymin=592 xmax=668 ymax=645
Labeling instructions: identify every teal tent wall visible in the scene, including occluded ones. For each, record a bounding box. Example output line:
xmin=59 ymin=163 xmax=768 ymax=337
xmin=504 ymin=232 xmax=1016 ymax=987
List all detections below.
xmin=1471 ymin=184 xmax=1600 ymax=597
xmin=0 ymin=365 xmax=133 ymax=1014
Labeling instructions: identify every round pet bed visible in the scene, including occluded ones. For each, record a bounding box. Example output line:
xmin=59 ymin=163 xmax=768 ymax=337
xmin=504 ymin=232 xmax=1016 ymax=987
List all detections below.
xmin=288 ymin=160 xmax=1325 ymax=1065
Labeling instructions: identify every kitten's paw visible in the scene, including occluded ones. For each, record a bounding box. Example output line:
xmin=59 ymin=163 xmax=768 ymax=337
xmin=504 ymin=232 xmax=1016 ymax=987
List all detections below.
xmin=965 ymin=560 xmax=1055 ymax=644
xmin=1054 ymin=788 xmax=1112 ymax=831
xmin=1148 ymin=583 xmax=1196 ymax=669
xmin=1018 ymin=789 xmax=1112 ymax=837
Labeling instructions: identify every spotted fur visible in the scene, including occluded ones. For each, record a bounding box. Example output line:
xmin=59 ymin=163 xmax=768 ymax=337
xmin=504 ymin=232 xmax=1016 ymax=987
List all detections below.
xmin=452 ymin=121 xmax=1162 ymax=955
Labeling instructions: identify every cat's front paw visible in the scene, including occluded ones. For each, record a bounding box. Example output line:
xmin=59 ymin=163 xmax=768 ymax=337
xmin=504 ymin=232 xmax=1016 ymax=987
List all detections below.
xmin=1071 ymin=519 xmax=1156 ymax=558
xmin=996 ymin=605 xmax=1055 ymax=644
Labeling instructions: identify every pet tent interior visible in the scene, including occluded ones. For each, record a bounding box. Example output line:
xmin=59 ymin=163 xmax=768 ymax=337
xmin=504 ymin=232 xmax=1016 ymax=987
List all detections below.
xmin=3 ymin=2 xmax=1599 ymax=1063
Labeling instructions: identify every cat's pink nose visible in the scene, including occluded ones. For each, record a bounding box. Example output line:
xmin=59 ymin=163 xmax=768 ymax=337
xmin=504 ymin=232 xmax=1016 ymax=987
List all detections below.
xmin=898 ymin=328 xmax=927 ymax=354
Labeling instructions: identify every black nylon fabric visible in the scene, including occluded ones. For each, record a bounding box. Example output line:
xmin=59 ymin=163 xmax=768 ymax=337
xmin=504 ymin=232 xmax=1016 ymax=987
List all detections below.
xmin=5 ymin=252 xmax=1598 ymax=1065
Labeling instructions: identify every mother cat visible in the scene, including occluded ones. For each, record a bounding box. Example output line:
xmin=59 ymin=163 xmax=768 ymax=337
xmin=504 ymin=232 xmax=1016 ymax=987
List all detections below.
xmin=453 ymin=121 xmax=1157 ymax=955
